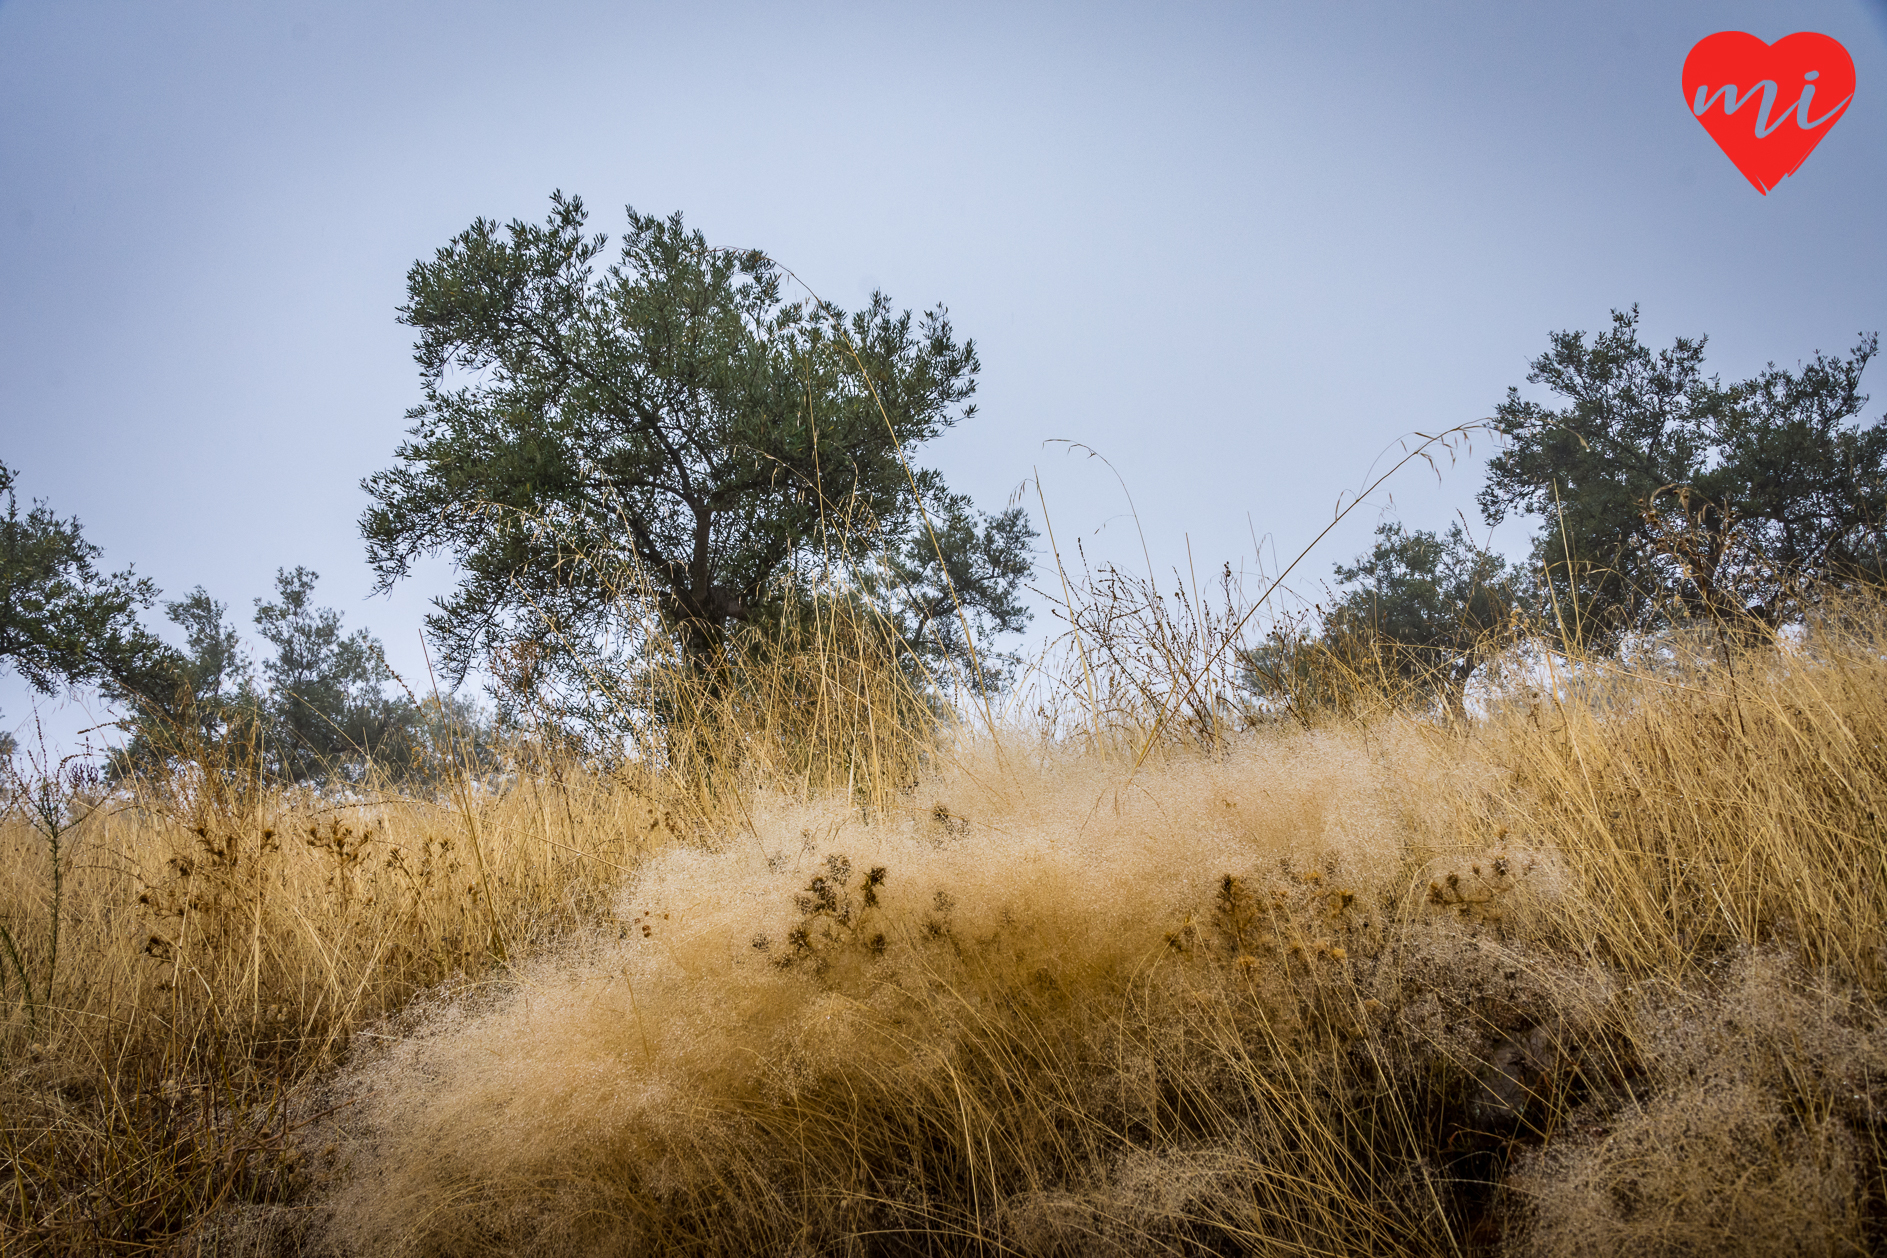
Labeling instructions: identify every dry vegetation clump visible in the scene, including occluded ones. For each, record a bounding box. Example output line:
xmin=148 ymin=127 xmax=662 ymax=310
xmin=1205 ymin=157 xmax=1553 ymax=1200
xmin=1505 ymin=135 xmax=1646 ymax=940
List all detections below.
xmin=8 ymin=594 xmax=1887 ymax=1256
xmin=0 ymin=734 xmax=669 ymax=1254
xmin=318 ymin=733 xmax=1449 ymax=1256
xmin=1505 ymin=951 xmax=1884 ymax=1258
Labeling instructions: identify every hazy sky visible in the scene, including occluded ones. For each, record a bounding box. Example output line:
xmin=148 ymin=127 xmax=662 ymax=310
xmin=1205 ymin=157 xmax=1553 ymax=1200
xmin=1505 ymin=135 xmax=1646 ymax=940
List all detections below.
xmin=4 ymin=0 xmax=1885 ymax=750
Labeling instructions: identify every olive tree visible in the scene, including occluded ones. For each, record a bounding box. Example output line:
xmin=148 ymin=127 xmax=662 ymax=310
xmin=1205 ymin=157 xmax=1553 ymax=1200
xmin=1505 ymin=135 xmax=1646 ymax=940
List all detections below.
xmin=361 ymin=194 xmax=1033 ymax=722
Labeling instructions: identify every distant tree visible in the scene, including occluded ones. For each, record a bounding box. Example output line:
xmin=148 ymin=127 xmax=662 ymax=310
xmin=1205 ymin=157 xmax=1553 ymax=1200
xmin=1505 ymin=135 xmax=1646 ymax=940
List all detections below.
xmin=0 ymin=460 xmax=175 ymax=725
xmin=1479 ymin=307 xmax=1884 ymax=650
xmin=253 ymin=567 xmax=417 ymax=782
xmin=109 ymin=588 xmax=264 ymax=779
xmin=1244 ymin=522 xmax=1516 ymax=722
xmin=402 ymin=689 xmax=504 ymax=780
xmin=360 ymin=193 xmax=1034 ymax=716
xmin=1329 ymin=521 xmax=1517 ymax=710
xmin=166 ymin=589 xmax=259 ymax=733
xmin=110 ymin=577 xmax=491 ymax=787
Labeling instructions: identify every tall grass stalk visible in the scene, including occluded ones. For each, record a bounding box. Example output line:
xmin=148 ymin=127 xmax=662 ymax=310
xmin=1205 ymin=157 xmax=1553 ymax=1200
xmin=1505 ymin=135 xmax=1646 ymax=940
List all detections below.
xmin=0 ymin=728 xmax=100 ymax=1028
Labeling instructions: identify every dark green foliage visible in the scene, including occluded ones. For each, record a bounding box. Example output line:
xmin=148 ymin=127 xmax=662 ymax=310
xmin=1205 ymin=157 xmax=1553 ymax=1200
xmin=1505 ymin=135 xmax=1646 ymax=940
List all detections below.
xmin=1479 ymin=307 xmax=1885 ymax=649
xmin=874 ymin=490 xmax=1033 ymax=685
xmin=107 ymin=588 xmax=264 ymax=781
xmin=0 ymin=460 xmax=176 ymax=721
xmin=360 ymin=193 xmax=1033 ymax=711
xmin=1246 ymin=522 xmax=1516 ymax=720
xmin=1328 ymin=521 xmax=1516 ymax=709
xmin=165 ymin=588 xmax=261 ymax=739
xmin=113 ymin=574 xmax=496 ymax=788
xmin=251 ymin=567 xmax=417 ymax=783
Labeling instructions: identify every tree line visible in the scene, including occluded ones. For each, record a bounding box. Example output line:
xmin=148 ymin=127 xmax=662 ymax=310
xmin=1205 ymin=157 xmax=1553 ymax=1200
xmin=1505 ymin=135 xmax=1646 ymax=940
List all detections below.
xmin=2 ymin=194 xmax=1037 ymax=776
xmin=0 ymin=482 xmax=477 ymax=782
xmin=4 ymin=192 xmax=1882 ymax=771
xmin=1250 ymin=306 xmax=1884 ymax=718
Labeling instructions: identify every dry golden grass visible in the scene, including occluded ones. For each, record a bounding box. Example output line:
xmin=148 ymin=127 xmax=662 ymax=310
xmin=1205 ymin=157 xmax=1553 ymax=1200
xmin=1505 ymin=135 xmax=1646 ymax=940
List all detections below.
xmin=6 ymin=590 xmax=1887 ymax=1256
xmin=0 ymin=740 xmax=668 ymax=1252
xmin=318 ymin=730 xmax=1425 ymax=1255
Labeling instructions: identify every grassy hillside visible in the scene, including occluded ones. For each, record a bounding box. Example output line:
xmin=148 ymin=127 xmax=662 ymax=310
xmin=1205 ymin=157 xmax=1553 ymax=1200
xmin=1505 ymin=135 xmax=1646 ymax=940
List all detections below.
xmin=5 ymin=599 xmax=1887 ymax=1255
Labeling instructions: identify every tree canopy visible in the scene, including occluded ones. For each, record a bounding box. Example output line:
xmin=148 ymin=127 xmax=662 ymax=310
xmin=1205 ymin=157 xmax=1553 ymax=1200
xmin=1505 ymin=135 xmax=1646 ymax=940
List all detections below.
xmin=1326 ymin=522 xmax=1516 ymax=707
xmin=0 ymin=464 xmax=431 ymax=782
xmin=0 ymin=460 xmax=174 ymax=725
xmin=110 ymin=571 xmax=490 ymax=786
xmin=361 ymin=193 xmax=1033 ymax=717
xmin=1252 ymin=309 xmax=1883 ymax=722
xmin=1244 ymin=521 xmax=1516 ymax=721
xmin=1479 ymin=307 xmax=1884 ymax=649
xmin=252 ymin=567 xmax=418 ymax=782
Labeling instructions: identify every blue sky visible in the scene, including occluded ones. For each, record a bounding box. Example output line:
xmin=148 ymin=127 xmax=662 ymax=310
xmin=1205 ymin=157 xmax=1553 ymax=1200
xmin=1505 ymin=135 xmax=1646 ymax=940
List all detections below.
xmin=3 ymin=0 xmax=1884 ymax=749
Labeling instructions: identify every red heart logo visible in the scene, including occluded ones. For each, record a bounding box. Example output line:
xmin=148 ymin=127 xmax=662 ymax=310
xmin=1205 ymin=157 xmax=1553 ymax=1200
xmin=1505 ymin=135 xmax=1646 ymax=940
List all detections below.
xmin=1682 ymin=31 xmax=1855 ymax=194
